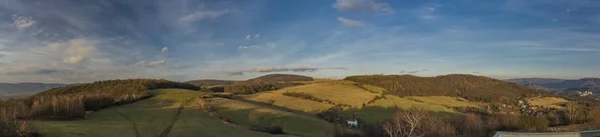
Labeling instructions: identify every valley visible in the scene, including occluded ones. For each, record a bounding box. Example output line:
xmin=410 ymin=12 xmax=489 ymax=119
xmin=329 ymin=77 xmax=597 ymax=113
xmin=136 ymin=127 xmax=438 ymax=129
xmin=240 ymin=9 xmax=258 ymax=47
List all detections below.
xmin=2 ymin=74 xmax=600 ymax=137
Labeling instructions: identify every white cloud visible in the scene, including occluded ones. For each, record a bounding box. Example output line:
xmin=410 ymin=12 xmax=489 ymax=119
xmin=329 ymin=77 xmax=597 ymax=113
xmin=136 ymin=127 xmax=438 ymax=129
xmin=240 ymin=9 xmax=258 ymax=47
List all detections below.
xmin=161 ymin=47 xmax=168 ymax=52
xmin=237 ymin=45 xmax=261 ymax=50
xmin=333 ymin=0 xmax=393 ymax=13
xmin=422 ymin=15 xmax=437 ymax=20
xmin=226 ymin=66 xmax=349 ymax=75
xmin=12 ymin=16 xmax=36 ymax=30
xmin=245 ymin=33 xmax=260 ymax=40
xmin=420 ymin=6 xmax=439 ymax=22
xmin=178 ymin=10 xmax=229 ymax=24
xmin=200 ymin=42 xmax=225 ymax=46
xmin=46 ymin=39 xmax=97 ymax=64
xmin=254 ymin=34 xmax=260 ymax=39
xmin=245 ymin=34 xmax=252 ymax=40
xmin=428 ymin=7 xmax=436 ymax=12
xmin=337 ymin=17 xmax=365 ymax=27
xmin=134 ymin=60 xmax=166 ymax=67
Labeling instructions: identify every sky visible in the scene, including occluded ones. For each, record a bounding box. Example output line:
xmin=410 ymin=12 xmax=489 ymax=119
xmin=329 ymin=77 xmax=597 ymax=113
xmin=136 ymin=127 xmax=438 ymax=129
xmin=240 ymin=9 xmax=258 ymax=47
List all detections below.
xmin=0 ymin=0 xmax=599 ymax=83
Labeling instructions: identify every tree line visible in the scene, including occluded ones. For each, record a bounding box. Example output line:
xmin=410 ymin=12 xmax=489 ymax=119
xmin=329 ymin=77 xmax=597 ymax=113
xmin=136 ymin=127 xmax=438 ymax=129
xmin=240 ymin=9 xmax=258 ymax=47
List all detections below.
xmin=344 ymin=74 xmax=546 ymax=103
xmin=0 ymin=79 xmax=200 ymax=137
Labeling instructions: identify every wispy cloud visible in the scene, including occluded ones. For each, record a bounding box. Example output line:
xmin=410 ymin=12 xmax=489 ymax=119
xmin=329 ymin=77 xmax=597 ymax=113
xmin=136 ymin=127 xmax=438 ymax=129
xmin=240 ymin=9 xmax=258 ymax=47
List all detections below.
xmin=237 ymin=45 xmax=262 ymax=50
xmin=161 ymin=47 xmax=169 ymax=53
xmin=419 ymin=5 xmax=440 ymax=22
xmin=245 ymin=33 xmax=260 ymax=40
xmin=333 ymin=0 xmax=394 ymax=13
xmin=226 ymin=66 xmax=350 ymax=76
xmin=337 ymin=17 xmax=365 ymax=27
xmin=398 ymin=69 xmax=429 ymax=74
xmin=534 ymin=47 xmax=600 ymax=53
xmin=178 ymin=10 xmax=229 ymax=24
xmin=46 ymin=39 xmax=97 ymax=64
xmin=254 ymin=34 xmax=260 ymax=39
xmin=203 ymin=42 xmax=225 ymax=46
xmin=133 ymin=60 xmax=166 ymax=67
xmin=5 ymin=68 xmax=73 ymax=76
xmin=12 ymin=15 xmax=36 ymax=30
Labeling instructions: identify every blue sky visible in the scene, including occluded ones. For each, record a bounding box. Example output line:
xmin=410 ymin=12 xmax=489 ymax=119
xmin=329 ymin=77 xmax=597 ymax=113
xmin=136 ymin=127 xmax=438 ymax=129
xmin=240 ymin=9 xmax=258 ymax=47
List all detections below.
xmin=0 ymin=0 xmax=599 ymax=83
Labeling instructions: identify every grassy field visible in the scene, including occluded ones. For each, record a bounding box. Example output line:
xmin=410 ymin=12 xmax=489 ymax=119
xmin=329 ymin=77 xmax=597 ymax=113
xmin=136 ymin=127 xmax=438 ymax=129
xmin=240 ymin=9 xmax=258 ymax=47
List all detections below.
xmin=29 ymin=89 xmax=288 ymax=137
xmin=405 ymin=96 xmax=483 ymax=108
xmin=527 ymin=97 xmax=569 ymax=109
xmin=240 ymin=80 xmax=478 ymax=123
xmin=211 ymin=98 xmax=335 ymax=137
xmin=339 ymin=95 xmax=461 ymax=123
xmin=358 ymin=84 xmax=386 ymax=93
xmin=242 ymin=92 xmax=334 ymax=113
xmin=276 ymin=80 xmax=380 ymax=107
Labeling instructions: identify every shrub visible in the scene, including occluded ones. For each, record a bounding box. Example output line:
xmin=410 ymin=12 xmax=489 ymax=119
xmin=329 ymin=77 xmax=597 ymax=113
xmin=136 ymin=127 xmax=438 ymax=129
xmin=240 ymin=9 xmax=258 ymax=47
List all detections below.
xmin=224 ymin=82 xmax=303 ymax=95
xmin=366 ymin=95 xmax=386 ymax=104
xmin=0 ymin=79 xmax=200 ymax=120
xmin=282 ymin=92 xmax=351 ymax=107
xmin=332 ymin=125 xmax=362 ymax=137
xmin=266 ymin=99 xmax=276 ymax=105
xmin=0 ymin=121 xmax=41 ymax=137
xmin=249 ymin=124 xmax=285 ymax=134
xmin=458 ymin=113 xmax=484 ymax=136
xmin=195 ymin=97 xmax=213 ymax=112
xmin=490 ymin=114 xmax=549 ymax=132
xmin=381 ymin=109 xmax=457 ymax=137
xmin=585 ymin=107 xmax=600 ymax=129
xmin=246 ymin=74 xmax=313 ymax=82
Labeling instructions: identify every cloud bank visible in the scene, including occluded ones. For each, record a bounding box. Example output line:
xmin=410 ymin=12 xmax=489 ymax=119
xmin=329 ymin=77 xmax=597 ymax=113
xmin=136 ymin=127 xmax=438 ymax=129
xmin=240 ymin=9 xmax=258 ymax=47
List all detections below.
xmin=333 ymin=0 xmax=394 ymax=13
xmin=226 ymin=66 xmax=350 ymax=76
xmin=337 ymin=17 xmax=365 ymax=27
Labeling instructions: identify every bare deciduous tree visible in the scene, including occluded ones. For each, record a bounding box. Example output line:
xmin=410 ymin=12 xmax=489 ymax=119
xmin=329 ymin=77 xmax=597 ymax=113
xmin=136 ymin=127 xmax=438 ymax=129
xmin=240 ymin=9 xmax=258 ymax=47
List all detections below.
xmin=382 ymin=108 xmax=427 ymax=137
xmin=382 ymin=121 xmax=396 ymax=137
xmin=566 ymin=103 xmax=580 ymax=124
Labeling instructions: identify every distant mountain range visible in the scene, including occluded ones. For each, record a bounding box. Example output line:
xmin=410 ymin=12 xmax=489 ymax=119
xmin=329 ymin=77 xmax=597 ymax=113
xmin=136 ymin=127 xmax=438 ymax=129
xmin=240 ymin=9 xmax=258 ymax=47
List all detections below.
xmin=0 ymin=83 xmax=66 ymax=98
xmin=506 ymin=78 xmax=600 ymax=93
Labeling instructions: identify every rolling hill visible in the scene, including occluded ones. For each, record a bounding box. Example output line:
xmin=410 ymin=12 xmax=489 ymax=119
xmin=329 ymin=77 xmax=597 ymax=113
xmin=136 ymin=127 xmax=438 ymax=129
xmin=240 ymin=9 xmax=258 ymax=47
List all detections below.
xmin=221 ymin=74 xmax=314 ymax=95
xmin=2 ymin=74 xmax=589 ymax=137
xmin=345 ymin=74 xmax=547 ymax=103
xmin=0 ymin=83 xmax=66 ymax=98
xmin=507 ymin=78 xmax=600 ymax=93
xmin=185 ymin=79 xmax=238 ymax=87
xmin=31 ymin=89 xmax=324 ymax=137
xmin=246 ymin=74 xmax=314 ymax=83
xmin=242 ymin=80 xmax=485 ymax=122
xmin=4 ymin=78 xmax=337 ymax=137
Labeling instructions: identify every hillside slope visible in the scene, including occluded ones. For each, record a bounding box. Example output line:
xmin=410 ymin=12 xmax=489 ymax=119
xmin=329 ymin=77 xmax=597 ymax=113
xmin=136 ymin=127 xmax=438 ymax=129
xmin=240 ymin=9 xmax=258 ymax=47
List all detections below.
xmin=243 ymin=80 xmax=484 ymax=123
xmin=345 ymin=74 xmax=546 ymax=103
xmin=185 ymin=79 xmax=238 ymax=87
xmin=30 ymin=89 xmax=281 ymax=137
xmin=0 ymin=83 xmax=66 ymax=98
xmin=222 ymin=74 xmax=313 ymax=95
xmin=0 ymin=79 xmax=200 ymax=120
xmin=246 ymin=74 xmax=313 ymax=82
xmin=508 ymin=78 xmax=600 ymax=93
xmin=30 ymin=89 xmax=335 ymax=137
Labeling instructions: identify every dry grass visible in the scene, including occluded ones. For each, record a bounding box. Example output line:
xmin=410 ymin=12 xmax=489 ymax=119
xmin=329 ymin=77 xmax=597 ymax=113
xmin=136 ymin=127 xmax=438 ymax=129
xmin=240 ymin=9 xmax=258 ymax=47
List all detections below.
xmin=405 ymin=96 xmax=483 ymax=108
xmin=527 ymin=97 xmax=569 ymax=109
xmin=210 ymin=98 xmax=333 ymax=137
xmin=242 ymin=92 xmax=333 ymax=113
xmin=359 ymin=84 xmax=386 ymax=93
xmin=211 ymin=98 xmax=292 ymax=115
xmin=275 ymin=80 xmax=379 ymax=107
xmin=339 ymin=95 xmax=461 ymax=123
xmin=29 ymin=89 xmax=283 ymax=137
